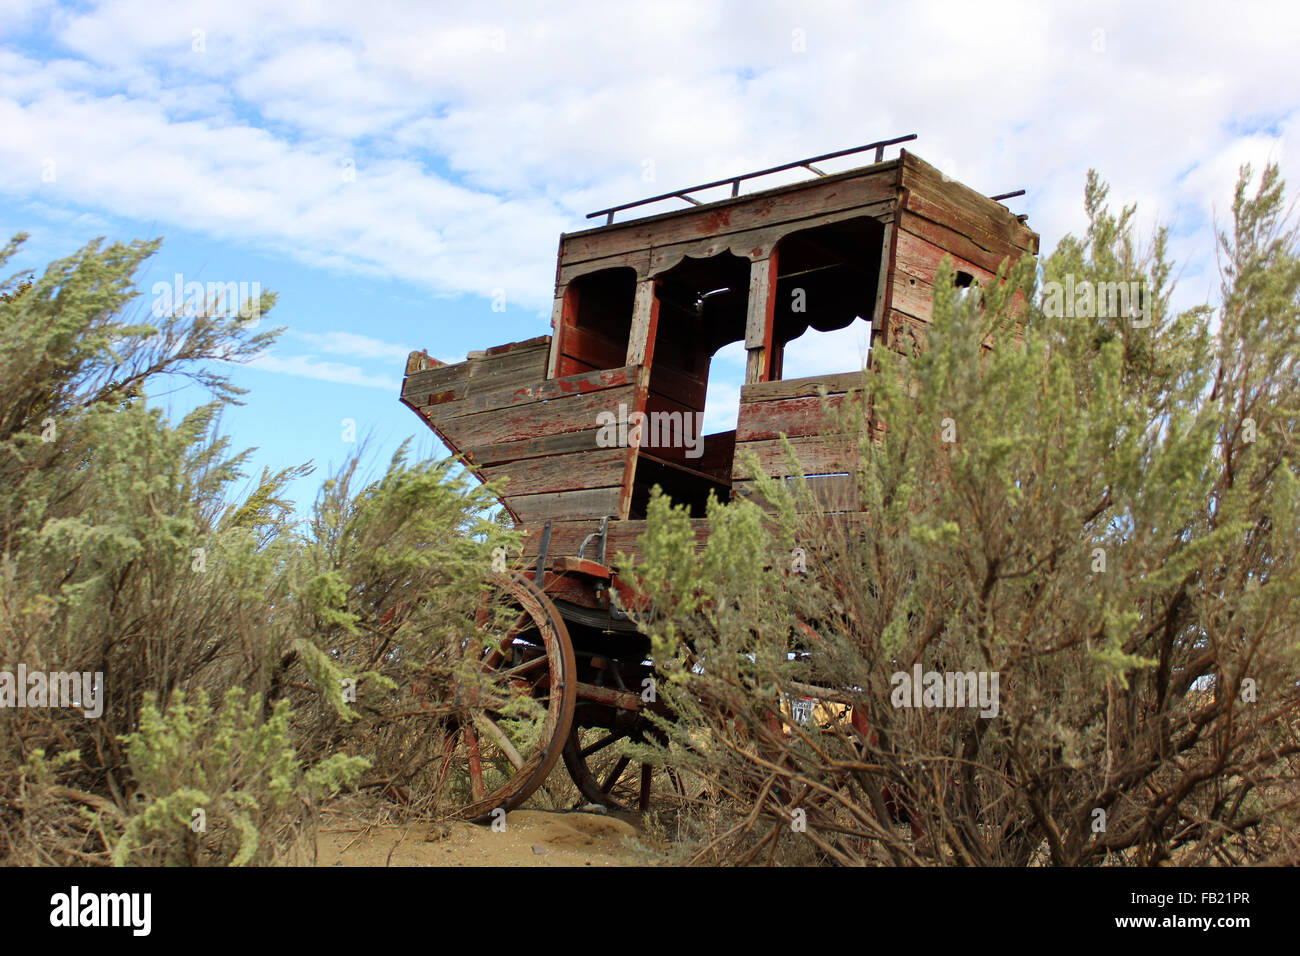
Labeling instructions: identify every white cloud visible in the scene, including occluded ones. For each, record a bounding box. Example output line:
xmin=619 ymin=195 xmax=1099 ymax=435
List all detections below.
xmin=294 ymin=330 xmax=413 ymax=364
xmin=1 ymin=0 xmax=1296 ymax=317
xmin=703 ymin=381 xmax=741 ymax=435
xmin=243 ymin=353 xmax=400 ymax=391
xmin=782 ymin=321 xmax=872 ymax=380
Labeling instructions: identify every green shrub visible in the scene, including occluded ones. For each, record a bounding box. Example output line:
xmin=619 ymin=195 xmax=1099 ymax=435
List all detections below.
xmin=110 ymin=688 xmax=368 ymax=866
xmin=628 ymin=165 xmax=1300 ymax=866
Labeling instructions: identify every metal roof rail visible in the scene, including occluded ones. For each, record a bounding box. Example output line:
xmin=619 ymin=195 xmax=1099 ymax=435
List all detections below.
xmin=586 ymin=133 xmax=918 ymax=226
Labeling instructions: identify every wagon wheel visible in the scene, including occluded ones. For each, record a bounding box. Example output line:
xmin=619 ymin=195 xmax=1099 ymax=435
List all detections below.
xmin=435 ymin=572 xmax=576 ymax=821
xmin=562 ymin=722 xmax=685 ymax=813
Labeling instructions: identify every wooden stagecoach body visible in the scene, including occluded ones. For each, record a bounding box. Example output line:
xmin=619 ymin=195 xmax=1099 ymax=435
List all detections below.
xmin=398 ymin=140 xmax=1039 ymax=817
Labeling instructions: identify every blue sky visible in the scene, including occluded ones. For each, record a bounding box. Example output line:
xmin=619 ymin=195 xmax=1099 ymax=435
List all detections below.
xmin=2 ymin=0 xmax=1296 ymax=512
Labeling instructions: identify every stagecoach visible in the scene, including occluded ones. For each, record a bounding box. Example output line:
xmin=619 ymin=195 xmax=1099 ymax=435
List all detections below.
xmin=399 ymin=136 xmax=1038 ymax=819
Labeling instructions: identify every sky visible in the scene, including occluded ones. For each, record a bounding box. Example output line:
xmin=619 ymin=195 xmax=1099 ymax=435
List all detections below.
xmin=2 ymin=0 xmax=1296 ymax=513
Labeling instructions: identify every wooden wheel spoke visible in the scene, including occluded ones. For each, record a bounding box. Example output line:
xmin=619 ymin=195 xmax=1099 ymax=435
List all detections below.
xmin=639 ymin=763 xmax=653 ymax=814
xmin=500 ymin=654 xmax=549 ymax=679
xmin=464 ymin=724 xmax=485 ymax=801
xmin=580 ymin=730 xmax=625 ymax=759
xmin=482 ymin=611 xmax=532 ymax=668
xmin=474 ymin=714 xmax=526 ymax=771
xmin=601 ymin=755 xmax=632 ymax=794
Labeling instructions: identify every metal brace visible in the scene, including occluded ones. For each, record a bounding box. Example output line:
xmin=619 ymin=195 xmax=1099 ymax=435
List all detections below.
xmin=534 ymin=520 xmax=552 ymax=585
xmin=577 ymin=515 xmax=610 ymax=564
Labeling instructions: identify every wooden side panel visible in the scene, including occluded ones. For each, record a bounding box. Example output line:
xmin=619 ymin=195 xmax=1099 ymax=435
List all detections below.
xmin=883 ymin=307 xmax=934 ymax=356
xmin=733 ymin=474 xmax=859 ymax=513
xmin=402 ymin=337 xmax=637 ymax=524
xmin=897 ymin=152 xmax=1038 ymax=257
xmin=463 ymin=427 xmax=604 ymax=468
xmin=401 ymin=361 xmax=473 ymax=407
xmin=740 ymin=371 xmax=867 ymax=403
xmin=890 ymin=271 xmax=935 ymax=323
xmin=871 ymin=152 xmax=1041 ymax=347
xmin=730 ymin=435 xmax=858 ymax=481
xmin=485 ymin=448 xmax=626 ymax=497
xmin=509 ymin=488 xmax=624 ymax=524
xmin=648 ymin=361 xmax=708 ymax=412
xmin=558 ymin=324 xmax=629 ymax=376
xmin=894 ymin=225 xmax=997 ymax=288
xmin=401 ymin=336 xmax=549 ymax=408
xmin=735 ymin=393 xmax=850 ymax=442
xmin=732 ymin=371 xmax=868 ymax=483
xmin=882 ymin=152 xmax=1040 ymax=334
xmin=425 ymin=384 xmax=635 ymax=448
xmin=439 ymin=366 xmax=636 ymax=420
xmin=896 ymin=210 xmax=1023 ymax=279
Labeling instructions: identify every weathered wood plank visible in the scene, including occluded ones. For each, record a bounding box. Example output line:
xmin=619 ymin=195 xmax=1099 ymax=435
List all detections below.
xmin=734 ymin=474 xmax=859 ymax=513
xmin=889 ymin=271 xmax=934 ymax=322
xmin=559 ymin=323 xmax=629 ymax=372
xmin=555 ymin=200 xmax=896 ymax=286
xmin=424 ymin=384 xmax=636 ymax=448
xmin=467 ymin=350 xmax=550 ymax=388
xmin=648 ymin=362 xmax=707 ymax=412
xmin=740 ymin=371 xmax=866 ymax=403
xmin=899 ymin=152 xmax=1038 ymax=254
xmin=401 ymin=362 xmax=472 ymax=405
xmin=435 ymin=366 xmax=637 ymax=420
xmin=894 ymin=224 xmax=995 ymax=287
xmin=402 ymin=337 xmax=549 ymax=407
xmin=509 ymin=487 xmax=624 ymax=524
xmin=745 ymin=255 xmax=778 ymax=349
xmin=483 ymin=335 xmax=551 ymax=357
xmin=896 ymin=211 xmax=1024 ymax=279
xmin=735 ymin=393 xmax=861 ymax=442
xmin=557 ymin=251 xmax=654 ymax=287
xmin=484 ymin=447 xmax=627 ymax=497
xmin=626 ymin=278 xmax=660 ymax=367
xmin=884 ymin=308 xmax=933 ymax=354
xmin=871 ymin=221 xmax=895 ymax=331
xmin=639 ymin=200 xmax=897 ymax=277
xmin=731 ymin=435 xmax=859 ymax=480
xmin=462 ymin=427 xmax=604 ymax=467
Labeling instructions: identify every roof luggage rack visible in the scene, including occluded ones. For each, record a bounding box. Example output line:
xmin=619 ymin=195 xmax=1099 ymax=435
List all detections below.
xmin=586 ymin=133 xmax=919 ymax=226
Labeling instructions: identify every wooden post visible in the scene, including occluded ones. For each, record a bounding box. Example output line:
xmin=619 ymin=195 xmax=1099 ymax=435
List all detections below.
xmin=870 ymin=222 xmax=895 ymax=352
xmin=618 ymin=277 xmax=660 ymax=521
xmin=626 ymin=277 xmax=660 ymax=368
xmin=548 ymin=283 xmax=581 ymax=379
xmin=744 ymin=254 xmax=779 ymax=384
xmin=546 ymin=293 xmax=566 ymax=378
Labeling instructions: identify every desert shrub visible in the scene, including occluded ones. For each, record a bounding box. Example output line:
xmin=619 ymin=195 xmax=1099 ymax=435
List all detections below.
xmin=626 ymin=165 xmax=1300 ymax=866
xmin=109 ymin=688 xmax=368 ymax=866
xmin=0 ymin=233 xmax=513 ymax=863
xmin=277 ymin=447 xmax=522 ymax=814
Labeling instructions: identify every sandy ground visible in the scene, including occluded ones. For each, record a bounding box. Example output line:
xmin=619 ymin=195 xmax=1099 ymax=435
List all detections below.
xmin=316 ymin=809 xmax=660 ymax=867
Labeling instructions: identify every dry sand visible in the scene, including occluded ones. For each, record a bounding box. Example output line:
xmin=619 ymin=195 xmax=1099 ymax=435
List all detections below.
xmin=316 ymin=809 xmax=658 ymax=867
